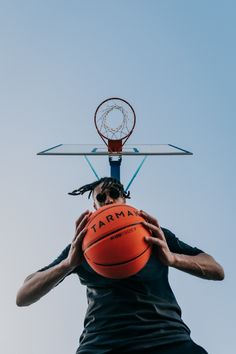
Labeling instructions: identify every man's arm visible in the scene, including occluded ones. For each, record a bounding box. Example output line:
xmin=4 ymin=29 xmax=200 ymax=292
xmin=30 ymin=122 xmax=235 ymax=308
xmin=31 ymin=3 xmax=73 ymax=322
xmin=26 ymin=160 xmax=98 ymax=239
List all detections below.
xmin=170 ymin=252 xmax=224 ymax=280
xmin=16 ymin=210 xmax=91 ymax=307
xmin=16 ymin=261 xmax=74 ymax=307
xmin=140 ymin=210 xmax=225 ymax=281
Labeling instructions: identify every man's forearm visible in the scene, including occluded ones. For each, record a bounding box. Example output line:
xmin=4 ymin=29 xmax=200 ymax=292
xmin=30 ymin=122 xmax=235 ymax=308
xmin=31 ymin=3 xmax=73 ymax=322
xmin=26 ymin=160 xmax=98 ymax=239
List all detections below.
xmin=16 ymin=260 xmax=73 ymax=307
xmin=171 ymin=253 xmax=225 ymax=280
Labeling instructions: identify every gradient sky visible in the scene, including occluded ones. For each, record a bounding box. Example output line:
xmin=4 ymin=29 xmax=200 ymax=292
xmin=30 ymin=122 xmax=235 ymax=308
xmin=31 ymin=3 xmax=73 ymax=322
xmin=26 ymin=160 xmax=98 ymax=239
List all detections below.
xmin=1 ymin=1 xmax=235 ymax=353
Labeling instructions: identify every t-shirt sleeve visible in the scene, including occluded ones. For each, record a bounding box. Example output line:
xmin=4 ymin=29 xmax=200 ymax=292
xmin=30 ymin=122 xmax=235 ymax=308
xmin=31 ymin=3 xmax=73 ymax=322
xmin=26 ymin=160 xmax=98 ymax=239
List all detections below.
xmin=162 ymin=228 xmax=204 ymax=255
xmin=37 ymin=244 xmax=74 ymax=272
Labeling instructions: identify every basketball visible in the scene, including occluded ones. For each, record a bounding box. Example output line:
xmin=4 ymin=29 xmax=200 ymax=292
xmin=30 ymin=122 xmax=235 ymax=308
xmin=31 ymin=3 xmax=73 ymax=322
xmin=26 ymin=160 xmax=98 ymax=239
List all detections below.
xmin=82 ymin=204 xmax=152 ymax=279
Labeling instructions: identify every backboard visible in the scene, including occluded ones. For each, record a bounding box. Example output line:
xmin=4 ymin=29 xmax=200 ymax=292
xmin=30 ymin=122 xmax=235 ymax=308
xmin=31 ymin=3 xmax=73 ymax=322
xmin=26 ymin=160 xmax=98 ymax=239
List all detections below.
xmin=37 ymin=144 xmax=192 ymax=156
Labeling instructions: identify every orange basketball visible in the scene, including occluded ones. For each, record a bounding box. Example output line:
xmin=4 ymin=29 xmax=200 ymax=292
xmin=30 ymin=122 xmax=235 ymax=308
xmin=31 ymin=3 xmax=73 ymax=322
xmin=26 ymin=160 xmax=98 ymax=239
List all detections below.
xmin=82 ymin=204 xmax=152 ymax=279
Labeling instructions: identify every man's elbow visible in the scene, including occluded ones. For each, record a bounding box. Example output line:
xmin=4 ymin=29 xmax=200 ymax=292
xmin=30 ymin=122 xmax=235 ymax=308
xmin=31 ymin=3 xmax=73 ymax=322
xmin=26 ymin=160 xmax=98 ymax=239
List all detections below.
xmin=215 ymin=265 xmax=225 ymax=281
xmin=16 ymin=273 xmax=37 ymax=307
xmin=202 ymin=254 xmax=225 ymax=281
xmin=211 ymin=262 xmax=225 ymax=281
xmin=16 ymin=295 xmax=24 ymax=307
xmin=16 ymin=293 xmax=27 ymax=307
xmin=16 ymin=299 xmax=24 ymax=307
xmin=16 ymin=289 xmax=32 ymax=307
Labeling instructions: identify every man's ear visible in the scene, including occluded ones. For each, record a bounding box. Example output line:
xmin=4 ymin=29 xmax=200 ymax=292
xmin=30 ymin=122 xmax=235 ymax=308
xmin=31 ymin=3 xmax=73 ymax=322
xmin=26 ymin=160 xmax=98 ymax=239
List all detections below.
xmin=93 ymin=202 xmax=97 ymax=210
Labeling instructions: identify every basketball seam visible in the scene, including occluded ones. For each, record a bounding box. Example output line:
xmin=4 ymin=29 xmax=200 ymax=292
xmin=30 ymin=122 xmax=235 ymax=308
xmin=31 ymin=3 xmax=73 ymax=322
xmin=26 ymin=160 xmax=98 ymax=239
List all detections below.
xmin=84 ymin=245 xmax=151 ymax=267
xmin=83 ymin=221 xmax=144 ymax=250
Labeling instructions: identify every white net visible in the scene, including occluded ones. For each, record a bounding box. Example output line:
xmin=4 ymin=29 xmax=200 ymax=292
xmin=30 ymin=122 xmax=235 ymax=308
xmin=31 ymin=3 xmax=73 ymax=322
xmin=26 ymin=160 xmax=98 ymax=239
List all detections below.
xmin=95 ymin=98 xmax=135 ymax=140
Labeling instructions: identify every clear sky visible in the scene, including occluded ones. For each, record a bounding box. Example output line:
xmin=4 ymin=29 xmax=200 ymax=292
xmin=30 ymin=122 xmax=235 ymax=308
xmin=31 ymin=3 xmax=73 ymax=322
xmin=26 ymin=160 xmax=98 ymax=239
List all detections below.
xmin=1 ymin=1 xmax=235 ymax=353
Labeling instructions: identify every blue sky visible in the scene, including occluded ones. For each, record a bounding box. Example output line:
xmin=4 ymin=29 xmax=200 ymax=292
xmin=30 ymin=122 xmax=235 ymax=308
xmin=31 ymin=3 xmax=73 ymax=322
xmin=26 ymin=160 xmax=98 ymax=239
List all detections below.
xmin=1 ymin=1 xmax=235 ymax=353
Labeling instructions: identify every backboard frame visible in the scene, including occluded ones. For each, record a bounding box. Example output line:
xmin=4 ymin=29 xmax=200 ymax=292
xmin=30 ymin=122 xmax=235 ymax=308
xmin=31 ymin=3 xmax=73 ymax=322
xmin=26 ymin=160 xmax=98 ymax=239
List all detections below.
xmin=37 ymin=143 xmax=193 ymax=156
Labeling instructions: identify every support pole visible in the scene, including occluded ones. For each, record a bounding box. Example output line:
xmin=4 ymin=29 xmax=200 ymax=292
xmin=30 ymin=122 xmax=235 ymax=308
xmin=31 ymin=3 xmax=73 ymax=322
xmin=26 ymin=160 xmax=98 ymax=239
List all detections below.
xmin=125 ymin=156 xmax=147 ymax=192
xmin=84 ymin=155 xmax=100 ymax=180
xmin=109 ymin=156 xmax=122 ymax=181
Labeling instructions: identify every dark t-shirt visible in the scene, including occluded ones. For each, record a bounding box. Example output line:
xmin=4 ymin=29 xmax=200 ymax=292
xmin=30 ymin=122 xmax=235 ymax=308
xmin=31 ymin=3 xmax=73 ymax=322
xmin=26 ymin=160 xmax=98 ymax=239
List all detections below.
xmin=38 ymin=228 xmax=204 ymax=354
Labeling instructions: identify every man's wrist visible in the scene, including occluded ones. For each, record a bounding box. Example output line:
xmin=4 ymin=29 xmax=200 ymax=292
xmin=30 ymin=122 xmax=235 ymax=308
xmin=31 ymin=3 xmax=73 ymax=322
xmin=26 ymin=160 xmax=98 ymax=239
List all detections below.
xmin=169 ymin=252 xmax=179 ymax=267
xmin=59 ymin=259 xmax=76 ymax=274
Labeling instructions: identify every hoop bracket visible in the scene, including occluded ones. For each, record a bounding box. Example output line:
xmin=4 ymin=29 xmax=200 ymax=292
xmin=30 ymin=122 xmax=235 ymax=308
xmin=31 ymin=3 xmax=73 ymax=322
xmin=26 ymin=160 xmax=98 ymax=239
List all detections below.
xmin=108 ymin=139 xmax=123 ymax=153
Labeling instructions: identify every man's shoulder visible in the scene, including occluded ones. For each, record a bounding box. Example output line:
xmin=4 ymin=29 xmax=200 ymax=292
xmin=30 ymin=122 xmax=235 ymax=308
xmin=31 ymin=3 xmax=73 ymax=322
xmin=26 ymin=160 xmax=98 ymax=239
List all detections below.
xmin=161 ymin=227 xmax=176 ymax=238
xmin=57 ymin=244 xmax=71 ymax=258
xmin=161 ymin=227 xmax=204 ymax=255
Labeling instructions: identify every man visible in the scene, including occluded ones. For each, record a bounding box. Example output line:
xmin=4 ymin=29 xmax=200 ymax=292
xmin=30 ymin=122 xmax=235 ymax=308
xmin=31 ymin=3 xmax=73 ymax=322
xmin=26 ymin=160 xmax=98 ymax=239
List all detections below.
xmin=16 ymin=177 xmax=224 ymax=354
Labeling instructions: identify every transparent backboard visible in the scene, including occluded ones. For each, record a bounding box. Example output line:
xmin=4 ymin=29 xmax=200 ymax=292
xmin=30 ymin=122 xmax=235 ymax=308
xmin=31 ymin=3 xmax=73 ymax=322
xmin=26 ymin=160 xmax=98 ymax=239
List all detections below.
xmin=37 ymin=144 xmax=192 ymax=156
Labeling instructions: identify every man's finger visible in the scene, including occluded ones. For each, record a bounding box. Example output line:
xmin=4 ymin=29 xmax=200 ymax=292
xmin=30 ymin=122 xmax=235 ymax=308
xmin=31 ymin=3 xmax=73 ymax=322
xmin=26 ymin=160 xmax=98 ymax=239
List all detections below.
xmin=73 ymin=214 xmax=91 ymax=241
xmin=139 ymin=210 xmax=160 ymax=228
xmin=142 ymin=221 xmax=164 ymax=239
xmin=74 ymin=227 xmax=88 ymax=247
xmin=75 ymin=213 xmax=92 ymax=234
xmin=145 ymin=236 xmax=165 ymax=247
xmin=75 ymin=210 xmax=91 ymax=229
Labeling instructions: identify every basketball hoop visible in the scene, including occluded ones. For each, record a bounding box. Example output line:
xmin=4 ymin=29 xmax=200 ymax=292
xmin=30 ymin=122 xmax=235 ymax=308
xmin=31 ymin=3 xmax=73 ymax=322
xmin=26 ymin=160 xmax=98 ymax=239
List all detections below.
xmin=37 ymin=96 xmax=193 ymax=184
xmin=94 ymin=97 xmax=136 ymax=153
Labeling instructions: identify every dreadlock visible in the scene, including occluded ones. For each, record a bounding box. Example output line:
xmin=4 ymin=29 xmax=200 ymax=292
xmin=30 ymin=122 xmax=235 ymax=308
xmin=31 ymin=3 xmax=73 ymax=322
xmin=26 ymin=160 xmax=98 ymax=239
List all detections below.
xmin=68 ymin=177 xmax=131 ymax=199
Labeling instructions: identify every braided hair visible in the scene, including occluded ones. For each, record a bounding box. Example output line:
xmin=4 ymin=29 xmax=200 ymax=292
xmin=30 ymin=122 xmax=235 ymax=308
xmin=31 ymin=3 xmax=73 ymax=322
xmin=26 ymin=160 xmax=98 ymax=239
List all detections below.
xmin=68 ymin=177 xmax=131 ymax=199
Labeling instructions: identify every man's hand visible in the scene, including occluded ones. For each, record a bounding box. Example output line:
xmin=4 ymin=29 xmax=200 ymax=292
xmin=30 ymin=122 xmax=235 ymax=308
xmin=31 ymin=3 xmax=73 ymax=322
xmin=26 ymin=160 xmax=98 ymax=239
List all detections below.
xmin=139 ymin=210 xmax=225 ymax=280
xmin=65 ymin=210 xmax=92 ymax=271
xmin=140 ymin=210 xmax=175 ymax=266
